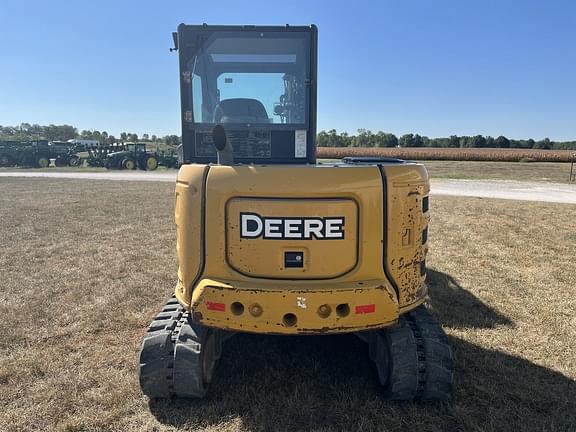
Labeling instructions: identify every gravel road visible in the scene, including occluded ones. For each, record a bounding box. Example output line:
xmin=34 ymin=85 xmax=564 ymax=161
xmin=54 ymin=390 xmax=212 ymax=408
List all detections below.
xmin=430 ymin=179 xmax=576 ymax=204
xmin=0 ymin=171 xmax=574 ymax=204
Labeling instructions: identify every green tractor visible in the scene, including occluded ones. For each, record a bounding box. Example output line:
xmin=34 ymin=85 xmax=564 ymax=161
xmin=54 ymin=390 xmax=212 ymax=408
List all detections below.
xmin=157 ymin=149 xmax=180 ymax=168
xmin=104 ymin=143 xmax=159 ymax=171
xmin=0 ymin=140 xmax=53 ymax=168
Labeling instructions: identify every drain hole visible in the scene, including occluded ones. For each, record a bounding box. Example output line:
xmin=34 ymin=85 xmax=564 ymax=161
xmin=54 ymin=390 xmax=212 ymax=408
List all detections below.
xmin=231 ymin=302 xmax=244 ymax=316
xmin=282 ymin=313 xmax=297 ymax=327
xmin=336 ymin=304 xmax=350 ymax=317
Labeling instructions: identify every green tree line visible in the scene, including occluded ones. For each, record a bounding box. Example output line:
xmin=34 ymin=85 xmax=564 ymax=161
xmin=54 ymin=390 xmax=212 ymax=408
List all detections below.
xmin=3 ymin=123 xmax=576 ymax=150
xmin=318 ymin=129 xmax=576 ymax=150
xmin=0 ymin=123 xmax=181 ymax=146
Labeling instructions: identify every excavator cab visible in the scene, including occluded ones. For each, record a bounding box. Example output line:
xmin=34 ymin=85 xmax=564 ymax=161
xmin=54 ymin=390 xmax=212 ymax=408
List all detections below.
xmin=175 ymin=24 xmax=317 ymax=165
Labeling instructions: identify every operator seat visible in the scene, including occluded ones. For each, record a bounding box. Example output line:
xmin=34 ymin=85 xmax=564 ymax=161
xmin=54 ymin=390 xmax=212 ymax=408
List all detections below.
xmin=213 ymin=98 xmax=270 ymax=123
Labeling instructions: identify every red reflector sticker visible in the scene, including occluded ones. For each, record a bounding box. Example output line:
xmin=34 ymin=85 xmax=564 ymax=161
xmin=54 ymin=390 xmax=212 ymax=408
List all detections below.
xmin=355 ymin=304 xmax=375 ymax=314
xmin=206 ymin=302 xmax=225 ymax=312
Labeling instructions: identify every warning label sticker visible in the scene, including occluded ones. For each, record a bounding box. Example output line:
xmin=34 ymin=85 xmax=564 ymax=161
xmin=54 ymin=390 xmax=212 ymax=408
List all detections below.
xmin=295 ymin=130 xmax=307 ymax=158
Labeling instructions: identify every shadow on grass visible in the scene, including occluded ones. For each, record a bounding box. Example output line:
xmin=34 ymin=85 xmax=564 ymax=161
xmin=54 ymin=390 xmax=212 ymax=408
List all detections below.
xmin=149 ymin=333 xmax=575 ymax=431
xmin=426 ymin=269 xmax=513 ymax=329
xmin=149 ymin=271 xmax=574 ymax=431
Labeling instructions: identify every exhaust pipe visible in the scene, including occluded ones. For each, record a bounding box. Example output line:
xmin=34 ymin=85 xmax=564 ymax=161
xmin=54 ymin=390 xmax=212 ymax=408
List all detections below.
xmin=212 ymin=125 xmax=234 ymax=165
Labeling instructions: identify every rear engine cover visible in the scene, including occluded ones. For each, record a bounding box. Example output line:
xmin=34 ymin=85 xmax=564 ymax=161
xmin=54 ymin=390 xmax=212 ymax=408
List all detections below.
xmin=226 ymin=198 xmax=358 ymax=279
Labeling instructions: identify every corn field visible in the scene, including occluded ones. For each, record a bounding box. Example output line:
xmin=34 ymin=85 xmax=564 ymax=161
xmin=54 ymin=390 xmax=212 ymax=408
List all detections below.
xmin=318 ymin=147 xmax=576 ymax=162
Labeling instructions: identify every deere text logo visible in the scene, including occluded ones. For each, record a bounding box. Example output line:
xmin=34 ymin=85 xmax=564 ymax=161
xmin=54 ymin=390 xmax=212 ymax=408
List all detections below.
xmin=240 ymin=212 xmax=345 ymax=240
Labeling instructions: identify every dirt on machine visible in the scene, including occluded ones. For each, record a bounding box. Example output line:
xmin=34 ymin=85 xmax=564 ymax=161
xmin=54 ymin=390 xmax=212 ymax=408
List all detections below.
xmin=139 ymin=24 xmax=454 ymax=401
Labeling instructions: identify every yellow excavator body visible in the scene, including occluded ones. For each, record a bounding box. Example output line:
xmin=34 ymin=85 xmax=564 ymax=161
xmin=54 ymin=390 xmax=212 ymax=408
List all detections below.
xmin=174 ymin=163 xmax=430 ymax=334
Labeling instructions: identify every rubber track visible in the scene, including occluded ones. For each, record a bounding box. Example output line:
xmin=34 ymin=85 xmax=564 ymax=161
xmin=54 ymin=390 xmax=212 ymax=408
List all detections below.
xmin=370 ymin=305 xmax=454 ymax=401
xmin=139 ymin=296 xmax=217 ymax=399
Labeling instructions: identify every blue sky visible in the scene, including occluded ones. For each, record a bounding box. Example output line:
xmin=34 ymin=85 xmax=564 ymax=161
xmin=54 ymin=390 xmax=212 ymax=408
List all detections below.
xmin=1 ymin=0 xmax=575 ymax=140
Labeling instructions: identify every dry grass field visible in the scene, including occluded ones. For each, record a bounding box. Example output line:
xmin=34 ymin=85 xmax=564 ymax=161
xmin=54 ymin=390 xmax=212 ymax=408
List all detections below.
xmin=1 ymin=178 xmax=575 ymax=432
xmin=424 ymin=160 xmax=575 ymax=183
xmin=3 ymin=159 xmax=576 ymax=185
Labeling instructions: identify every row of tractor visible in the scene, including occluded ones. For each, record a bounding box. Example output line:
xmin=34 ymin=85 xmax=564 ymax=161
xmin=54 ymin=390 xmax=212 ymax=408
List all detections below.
xmin=0 ymin=140 xmax=78 ymax=168
xmin=0 ymin=140 xmax=179 ymax=170
xmin=86 ymin=143 xmax=180 ymax=170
